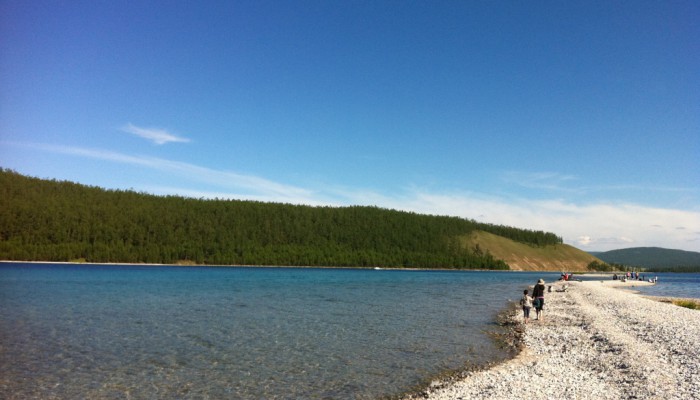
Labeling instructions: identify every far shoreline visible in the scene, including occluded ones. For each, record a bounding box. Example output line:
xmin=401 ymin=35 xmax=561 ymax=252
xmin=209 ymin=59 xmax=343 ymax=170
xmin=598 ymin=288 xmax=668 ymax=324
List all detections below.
xmin=0 ymin=259 xmax=646 ymax=274
xmin=0 ymin=259 xmax=555 ymax=273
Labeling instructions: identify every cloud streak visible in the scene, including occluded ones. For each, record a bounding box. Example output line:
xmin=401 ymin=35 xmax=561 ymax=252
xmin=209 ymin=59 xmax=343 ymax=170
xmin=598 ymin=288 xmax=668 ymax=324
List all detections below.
xmin=503 ymin=170 xmax=697 ymax=198
xmin=501 ymin=171 xmax=579 ymax=192
xmin=25 ymin=143 xmax=317 ymax=204
xmin=121 ymin=123 xmax=190 ymax=145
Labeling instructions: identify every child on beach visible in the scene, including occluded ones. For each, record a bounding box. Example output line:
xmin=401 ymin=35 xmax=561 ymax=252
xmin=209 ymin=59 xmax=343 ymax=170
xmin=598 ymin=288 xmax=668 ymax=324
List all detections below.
xmin=520 ymin=289 xmax=533 ymax=323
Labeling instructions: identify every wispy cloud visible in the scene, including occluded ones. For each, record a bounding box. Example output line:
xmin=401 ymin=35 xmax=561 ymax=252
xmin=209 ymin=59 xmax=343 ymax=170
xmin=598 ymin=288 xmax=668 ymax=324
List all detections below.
xmin=501 ymin=171 xmax=579 ymax=192
xmin=121 ymin=123 xmax=190 ymax=145
xmin=502 ymin=170 xmax=697 ymax=198
xmin=24 ymin=143 xmax=316 ymax=203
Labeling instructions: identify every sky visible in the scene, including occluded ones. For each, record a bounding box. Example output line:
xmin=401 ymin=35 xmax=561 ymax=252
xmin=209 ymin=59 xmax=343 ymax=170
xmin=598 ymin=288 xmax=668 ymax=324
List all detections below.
xmin=1 ymin=1 xmax=699 ymax=252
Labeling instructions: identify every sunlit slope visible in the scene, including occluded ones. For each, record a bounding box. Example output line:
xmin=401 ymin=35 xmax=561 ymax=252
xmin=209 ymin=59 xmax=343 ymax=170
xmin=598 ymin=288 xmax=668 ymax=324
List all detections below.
xmin=460 ymin=230 xmax=600 ymax=271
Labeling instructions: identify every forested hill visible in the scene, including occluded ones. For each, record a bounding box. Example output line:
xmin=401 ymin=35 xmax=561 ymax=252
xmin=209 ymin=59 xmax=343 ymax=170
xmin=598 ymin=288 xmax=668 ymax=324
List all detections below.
xmin=594 ymin=247 xmax=700 ymax=271
xmin=0 ymin=169 xmax=563 ymax=269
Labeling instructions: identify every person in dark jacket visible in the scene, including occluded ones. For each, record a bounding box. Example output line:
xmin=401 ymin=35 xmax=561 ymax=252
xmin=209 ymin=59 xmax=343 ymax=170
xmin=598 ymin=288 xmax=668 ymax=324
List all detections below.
xmin=532 ymin=278 xmax=546 ymax=321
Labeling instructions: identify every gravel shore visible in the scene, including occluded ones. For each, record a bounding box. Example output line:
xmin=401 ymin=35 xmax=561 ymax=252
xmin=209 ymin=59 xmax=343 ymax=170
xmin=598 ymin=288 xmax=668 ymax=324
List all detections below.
xmin=404 ymin=279 xmax=700 ymax=400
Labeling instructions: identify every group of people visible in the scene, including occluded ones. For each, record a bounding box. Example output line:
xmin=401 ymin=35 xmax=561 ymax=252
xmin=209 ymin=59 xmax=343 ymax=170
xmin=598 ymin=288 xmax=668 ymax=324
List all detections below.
xmin=519 ymin=278 xmax=546 ymax=323
xmin=612 ymin=272 xmax=658 ymax=283
xmin=518 ymin=271 xmax=661 ymax=324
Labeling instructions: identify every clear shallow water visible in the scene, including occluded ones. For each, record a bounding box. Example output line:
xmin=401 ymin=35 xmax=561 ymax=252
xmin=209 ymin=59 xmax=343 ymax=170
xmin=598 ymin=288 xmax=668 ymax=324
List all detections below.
xmin=0 ymin=264 xmax=560 ymax=399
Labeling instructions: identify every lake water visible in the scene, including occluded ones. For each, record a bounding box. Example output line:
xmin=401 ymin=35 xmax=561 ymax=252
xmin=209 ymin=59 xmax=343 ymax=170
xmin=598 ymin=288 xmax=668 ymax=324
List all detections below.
xmin=0 ymin=264 xmax=584 ymax=398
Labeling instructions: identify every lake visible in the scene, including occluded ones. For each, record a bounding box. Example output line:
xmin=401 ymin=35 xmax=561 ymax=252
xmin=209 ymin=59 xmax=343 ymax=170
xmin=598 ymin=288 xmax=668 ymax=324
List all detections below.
xmin=0 ymin=264 xmax=578 ymax=399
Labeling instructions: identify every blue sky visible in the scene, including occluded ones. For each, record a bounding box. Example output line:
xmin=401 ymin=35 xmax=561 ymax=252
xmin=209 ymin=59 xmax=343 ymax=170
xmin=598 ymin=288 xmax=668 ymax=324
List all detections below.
xmin=1 ymin=1 xmax=699 ymax=252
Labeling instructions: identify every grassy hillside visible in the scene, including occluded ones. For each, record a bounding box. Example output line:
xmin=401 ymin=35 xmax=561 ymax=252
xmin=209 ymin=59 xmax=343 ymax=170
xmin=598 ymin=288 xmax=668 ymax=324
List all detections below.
xmin=459 ymin=231 xmax=600 ymax=272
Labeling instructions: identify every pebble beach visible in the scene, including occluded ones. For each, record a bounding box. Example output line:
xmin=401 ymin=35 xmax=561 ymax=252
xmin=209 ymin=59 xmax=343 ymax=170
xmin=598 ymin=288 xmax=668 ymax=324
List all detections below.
xmin=405 ymin=279 xmax=700 ymax=400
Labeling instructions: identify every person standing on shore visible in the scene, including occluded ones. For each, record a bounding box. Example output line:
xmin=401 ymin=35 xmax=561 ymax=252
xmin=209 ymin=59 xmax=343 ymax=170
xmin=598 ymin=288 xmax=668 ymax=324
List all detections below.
xmin=520 ymin=289 xmax=533 ymax=323
xmin=532 ymin=279 xmax=546 ymax=321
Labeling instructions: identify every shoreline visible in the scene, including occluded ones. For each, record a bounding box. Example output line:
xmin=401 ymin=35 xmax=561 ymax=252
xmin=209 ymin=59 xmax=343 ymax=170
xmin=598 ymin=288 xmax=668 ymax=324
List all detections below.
xmin=0 ymin=259 xmax=536 ymax=272
xmin=2 ymin=260 xmax=694 ymax=277
xmin=403 ymin=279 xmax=700 ymax=400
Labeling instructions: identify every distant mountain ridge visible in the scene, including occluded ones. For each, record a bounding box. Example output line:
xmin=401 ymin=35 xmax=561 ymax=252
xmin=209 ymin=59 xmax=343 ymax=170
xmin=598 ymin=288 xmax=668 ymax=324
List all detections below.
xmin=593 ymin=247 xmax=700 ymax=269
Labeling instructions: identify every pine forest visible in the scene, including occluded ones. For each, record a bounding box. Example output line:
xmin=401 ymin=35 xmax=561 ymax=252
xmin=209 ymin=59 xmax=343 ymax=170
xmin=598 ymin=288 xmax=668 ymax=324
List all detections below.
xmin=0 ymin=169 xmax=563 ymax=269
